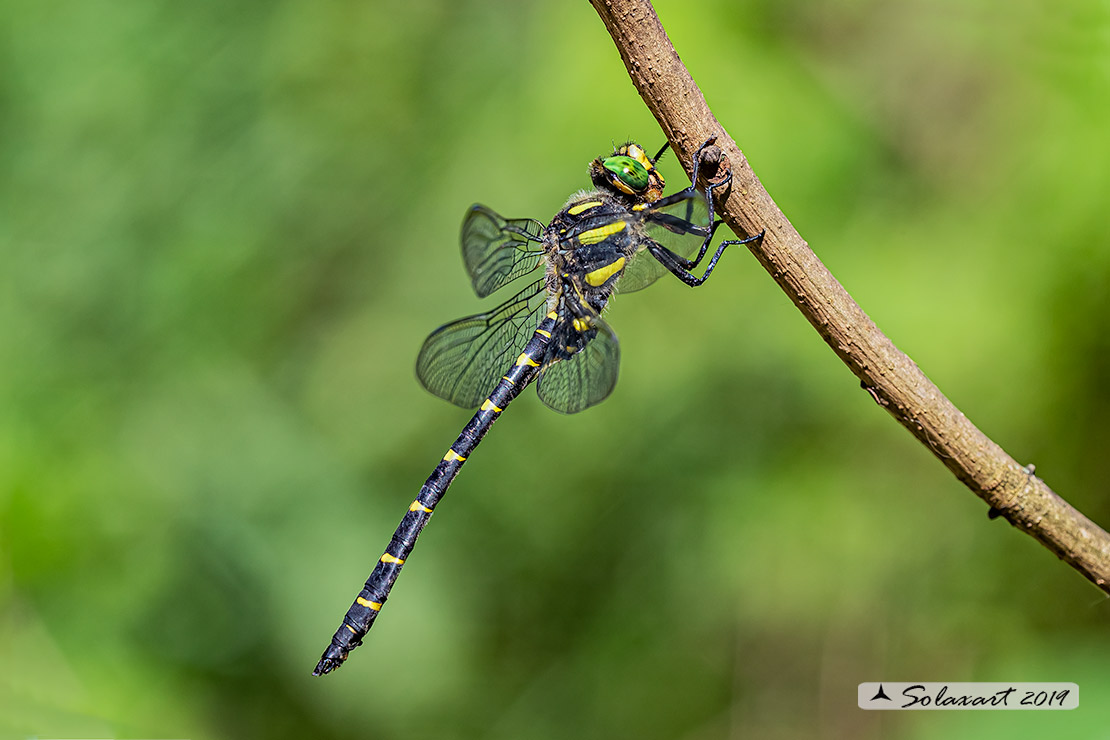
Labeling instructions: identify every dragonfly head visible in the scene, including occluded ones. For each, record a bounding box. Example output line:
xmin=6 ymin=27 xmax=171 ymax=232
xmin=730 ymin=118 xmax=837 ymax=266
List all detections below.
xmin=590 ymin=142 xmax=666 ymax=203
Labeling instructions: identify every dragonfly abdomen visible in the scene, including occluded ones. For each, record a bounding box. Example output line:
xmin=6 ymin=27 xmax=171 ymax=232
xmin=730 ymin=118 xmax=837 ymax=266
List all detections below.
xmin=313 ymin=311 xmax=558 ymax=675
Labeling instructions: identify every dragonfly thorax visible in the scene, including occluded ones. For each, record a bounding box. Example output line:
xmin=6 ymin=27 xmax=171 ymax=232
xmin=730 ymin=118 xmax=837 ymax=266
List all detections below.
xmin=544 ymin=191 xmax=640 ymax=319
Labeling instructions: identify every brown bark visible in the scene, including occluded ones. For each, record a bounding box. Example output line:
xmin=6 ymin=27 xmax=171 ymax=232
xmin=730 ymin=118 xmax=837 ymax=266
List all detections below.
xmin=590 ymin=0 xmax=1110 ymax=593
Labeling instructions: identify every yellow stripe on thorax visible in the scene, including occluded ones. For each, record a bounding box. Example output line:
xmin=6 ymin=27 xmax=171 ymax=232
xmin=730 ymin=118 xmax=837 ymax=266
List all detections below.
xmin=585 ymin=256 xmax=627 ymax=286
xmin=577 ymin=220 xmax=626 ymax=245
xmin=568 ymin=200 xmax=604 ymax=215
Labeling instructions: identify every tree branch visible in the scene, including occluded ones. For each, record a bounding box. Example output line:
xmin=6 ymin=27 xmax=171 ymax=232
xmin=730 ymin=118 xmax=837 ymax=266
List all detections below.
xmin=590 ymin=0 xmax=1110 ymax=593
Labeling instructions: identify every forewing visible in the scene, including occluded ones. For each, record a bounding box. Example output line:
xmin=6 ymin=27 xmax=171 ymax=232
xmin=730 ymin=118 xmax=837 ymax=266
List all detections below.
xmin=618 ymin=189 xmax=711 ymax=293
xmin=535 ymin=319 xmax=620 ymax=414
xmin=461 ymin=204 xmax=545 ymax=298
xmin=417 ymin=279 xmax=548 ymax=408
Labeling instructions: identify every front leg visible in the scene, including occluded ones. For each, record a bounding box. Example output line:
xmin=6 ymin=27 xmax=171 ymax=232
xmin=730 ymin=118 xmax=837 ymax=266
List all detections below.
xmin=669 ymin=137 xmax=736 ymax=271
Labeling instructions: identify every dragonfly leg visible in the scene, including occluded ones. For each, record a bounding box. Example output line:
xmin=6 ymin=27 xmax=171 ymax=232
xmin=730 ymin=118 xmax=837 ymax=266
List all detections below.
xmin=671 ymin=139 xmax=736 ymax=272
xmin=658 ymin=213 xmax=727 ymax=272
xmin=647 ymin=228 xmax=765 ymax=287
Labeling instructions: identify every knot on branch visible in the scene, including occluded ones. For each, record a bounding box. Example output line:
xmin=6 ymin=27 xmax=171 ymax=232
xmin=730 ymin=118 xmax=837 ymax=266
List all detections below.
xmin=696 ymin=140 xmax=731 ymax=190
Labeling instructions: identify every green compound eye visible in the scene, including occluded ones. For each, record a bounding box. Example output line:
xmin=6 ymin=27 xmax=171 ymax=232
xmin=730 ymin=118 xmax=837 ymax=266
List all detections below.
xmin=602 ymin=155 xmax=650 ymax=192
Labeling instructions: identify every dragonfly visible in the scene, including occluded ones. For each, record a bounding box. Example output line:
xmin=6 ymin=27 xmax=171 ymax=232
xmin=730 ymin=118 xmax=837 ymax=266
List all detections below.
xmin=313 ymin=137 xmax=764 ymax=675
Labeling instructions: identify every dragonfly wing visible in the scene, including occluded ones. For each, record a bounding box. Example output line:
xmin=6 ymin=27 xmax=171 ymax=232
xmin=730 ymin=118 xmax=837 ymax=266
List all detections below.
xmin=417 ymin=279 xmax=549 ymax=408
xmin=535 ymin=318 xmax=620 ymax=414
xmin=461 ymin=204 xmax=546 ymax=298
xmin=615 ymin=246 xmax=667 ymax=294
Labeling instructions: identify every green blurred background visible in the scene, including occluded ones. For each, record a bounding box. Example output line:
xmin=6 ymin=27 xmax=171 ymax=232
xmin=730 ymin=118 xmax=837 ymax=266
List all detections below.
xmin=1 ymin=0 xmax=1108 ymax=738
